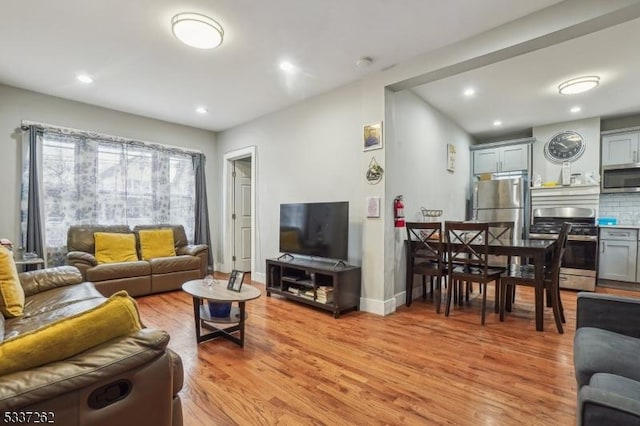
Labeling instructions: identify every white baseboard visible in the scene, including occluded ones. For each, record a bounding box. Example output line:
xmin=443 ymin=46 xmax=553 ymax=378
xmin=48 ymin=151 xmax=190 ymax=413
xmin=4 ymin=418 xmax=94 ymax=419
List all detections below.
xmin=252 ymin=272 xmax=266 ymax=284
xmin=359 ymin=296 xmax=396 ymax=316
xmin=394 ymin=285 xmax=424 ymax=307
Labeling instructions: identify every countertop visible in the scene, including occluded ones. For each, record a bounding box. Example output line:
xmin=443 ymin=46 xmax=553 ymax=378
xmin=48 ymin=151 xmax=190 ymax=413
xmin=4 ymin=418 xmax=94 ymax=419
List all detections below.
xmin=599 ymin=224 xmax=640 ymax=230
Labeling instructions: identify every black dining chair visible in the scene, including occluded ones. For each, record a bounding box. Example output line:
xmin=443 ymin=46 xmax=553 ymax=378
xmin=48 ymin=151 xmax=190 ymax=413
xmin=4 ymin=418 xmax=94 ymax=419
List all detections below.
xmin=444 ymin=221 xmax=503 ymax=325
xmin=465 ymin=220 xmax=514 ymax=285
xmin=487 ymin=221 xmax=515 ymax=297
xmin=405 ymin=222 xmax=447 ymax=312
xmin=499 ymin=222 xmax=571 ymax=333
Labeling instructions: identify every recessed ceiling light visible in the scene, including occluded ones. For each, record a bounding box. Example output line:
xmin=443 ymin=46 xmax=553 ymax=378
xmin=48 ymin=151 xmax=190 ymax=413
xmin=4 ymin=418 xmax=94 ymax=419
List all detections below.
xmin=279 ymin=61 xmax=295 ymax=72
xmin=570 ymin=106 xmax=582 ymax=113
xmin=77 ymin=74 xmax=93 ymax=84
xmin=196 ymin=107 xmax=208 ymax=114
xmin=463 ymin=88 xmax=475 ymax=97
xmin=558 ymin=76 xmax=599 ymax=95
xmin=171 ymin=13 xmax=224 ymax=49
xmin=493 ymin=120 xmax=502 ymax=127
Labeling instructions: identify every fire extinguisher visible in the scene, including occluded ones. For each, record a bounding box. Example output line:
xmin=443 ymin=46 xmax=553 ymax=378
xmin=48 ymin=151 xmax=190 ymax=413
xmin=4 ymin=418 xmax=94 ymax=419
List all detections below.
xmin=394 ymin=195 xmax=405 ymax=228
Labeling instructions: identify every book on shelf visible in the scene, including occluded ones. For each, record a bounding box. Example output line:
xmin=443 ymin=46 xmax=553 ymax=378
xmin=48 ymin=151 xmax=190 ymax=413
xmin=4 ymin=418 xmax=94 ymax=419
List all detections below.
xmin=314 ymin=286 xmax=330 ymax=299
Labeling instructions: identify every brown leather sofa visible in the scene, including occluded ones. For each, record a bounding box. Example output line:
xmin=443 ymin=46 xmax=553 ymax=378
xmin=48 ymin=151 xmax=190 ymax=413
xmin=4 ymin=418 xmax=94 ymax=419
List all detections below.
xmin=66 ymin=224 xmax=208 ymax=297
xmin=0 ymin=266 xmax=183 ymax=426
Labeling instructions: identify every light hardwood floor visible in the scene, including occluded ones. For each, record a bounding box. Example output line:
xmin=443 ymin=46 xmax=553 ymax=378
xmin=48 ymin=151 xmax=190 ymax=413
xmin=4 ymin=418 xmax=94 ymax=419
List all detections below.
xmin=136 ymin=279 xmax=634 ymax=426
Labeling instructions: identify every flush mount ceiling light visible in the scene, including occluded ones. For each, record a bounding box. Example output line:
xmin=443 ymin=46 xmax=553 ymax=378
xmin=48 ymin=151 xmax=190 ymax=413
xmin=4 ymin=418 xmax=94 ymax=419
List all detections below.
xmin=463 ymin=88 xmax=475 ymax=97
xmin=171 ymin=13 xmax=224 ymax=49
xmin=493 ymin=120 xmax=502 ymax=127
xmin=558 ymin=76 xmax=599 ymax=95
xmin=570 ymin=106 xmax=582 ymax=113
xmin=196 ymin=107 xmax=208 ymax=114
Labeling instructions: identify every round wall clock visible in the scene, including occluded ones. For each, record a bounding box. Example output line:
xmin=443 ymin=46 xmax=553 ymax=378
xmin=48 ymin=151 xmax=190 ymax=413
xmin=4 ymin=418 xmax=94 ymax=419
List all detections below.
xmin=544 ymin=131 xmax=586 ymax=163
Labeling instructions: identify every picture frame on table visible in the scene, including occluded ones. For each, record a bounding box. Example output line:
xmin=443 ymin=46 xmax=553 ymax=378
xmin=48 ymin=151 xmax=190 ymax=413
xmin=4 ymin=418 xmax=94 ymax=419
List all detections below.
xmin=227 ymin=269 xmax=246 ymax=292
xmin=363 ymin=122 xmax=383 ymax=151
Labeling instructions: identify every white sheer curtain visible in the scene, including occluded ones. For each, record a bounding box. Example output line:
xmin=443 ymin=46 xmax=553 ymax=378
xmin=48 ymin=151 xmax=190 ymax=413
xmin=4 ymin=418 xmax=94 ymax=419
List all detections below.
xmin=36 ymin=130 xmax=195 ymax=265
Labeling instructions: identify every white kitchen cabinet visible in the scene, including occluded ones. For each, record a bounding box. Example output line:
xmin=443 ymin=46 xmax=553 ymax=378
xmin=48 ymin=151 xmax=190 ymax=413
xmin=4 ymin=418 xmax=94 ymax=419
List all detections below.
xmin=599 ymin=227 xmax=638 ymax=282
xmin=601 ymin=132 xmax=640 ymax=166
xmin=472 ymin=144 xmax=529 ymax=175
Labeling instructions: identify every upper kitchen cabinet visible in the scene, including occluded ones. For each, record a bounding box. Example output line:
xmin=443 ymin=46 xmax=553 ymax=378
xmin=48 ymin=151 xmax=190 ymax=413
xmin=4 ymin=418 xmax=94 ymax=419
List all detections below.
xmin=471 ymin=138 xmax=533 ymax=175
xmin=601 ymin=130 xmax=640 ymax=166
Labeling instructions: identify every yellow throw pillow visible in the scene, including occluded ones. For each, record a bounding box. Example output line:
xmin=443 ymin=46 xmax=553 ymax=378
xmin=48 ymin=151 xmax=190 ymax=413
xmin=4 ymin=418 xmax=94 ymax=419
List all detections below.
xmin=138 ymin=229 xmax=176 ymax=260
xmin=94 ymin=232 xmax=138 ymax=264
xmin=0 ymin=291 xmax=142 ymax=376
xmin=0 ymin=247 xmax=25 ymax=318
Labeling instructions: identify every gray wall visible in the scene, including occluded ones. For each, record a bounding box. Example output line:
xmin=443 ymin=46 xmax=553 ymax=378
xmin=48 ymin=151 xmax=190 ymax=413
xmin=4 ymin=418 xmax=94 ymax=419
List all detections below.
xmin=386 ymin=90 xmax=473 ymax=300
xmin=215 ymin=80 xmax=365 ymax=279
xmin=0 ymin=84 xmax=217 ymax=254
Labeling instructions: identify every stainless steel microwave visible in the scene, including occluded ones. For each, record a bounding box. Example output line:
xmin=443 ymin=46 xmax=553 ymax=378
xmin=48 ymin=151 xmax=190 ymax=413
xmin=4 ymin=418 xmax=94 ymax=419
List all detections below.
xmin=602 ymin=164 xmax=640 ymax=193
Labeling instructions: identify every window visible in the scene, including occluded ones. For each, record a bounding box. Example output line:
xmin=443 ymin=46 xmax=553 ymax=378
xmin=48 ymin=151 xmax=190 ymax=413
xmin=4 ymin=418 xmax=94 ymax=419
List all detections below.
xmin=40 ymin=132 xmax=196 ymax=265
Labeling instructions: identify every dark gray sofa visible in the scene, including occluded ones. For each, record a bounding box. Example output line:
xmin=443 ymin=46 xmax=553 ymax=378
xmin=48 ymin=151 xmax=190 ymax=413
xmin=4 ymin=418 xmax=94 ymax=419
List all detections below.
xmin=574 ymin=292 xmax=640 ymax=425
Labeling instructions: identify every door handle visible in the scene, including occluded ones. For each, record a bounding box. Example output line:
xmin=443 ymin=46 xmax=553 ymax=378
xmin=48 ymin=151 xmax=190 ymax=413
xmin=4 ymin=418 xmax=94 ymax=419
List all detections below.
xmin=601 ymin=243 xmax=605 ymax=253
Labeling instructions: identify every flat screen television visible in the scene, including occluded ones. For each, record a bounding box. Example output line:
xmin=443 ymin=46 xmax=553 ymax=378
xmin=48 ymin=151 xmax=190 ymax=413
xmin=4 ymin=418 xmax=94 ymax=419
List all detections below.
xmin=279 ymin=202 xmax=349 ymax=261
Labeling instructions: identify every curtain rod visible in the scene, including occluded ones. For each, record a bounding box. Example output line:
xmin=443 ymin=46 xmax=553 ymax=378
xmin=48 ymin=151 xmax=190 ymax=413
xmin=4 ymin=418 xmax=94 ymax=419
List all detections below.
xmin=21 ymin=120 xmax=203 ymax=155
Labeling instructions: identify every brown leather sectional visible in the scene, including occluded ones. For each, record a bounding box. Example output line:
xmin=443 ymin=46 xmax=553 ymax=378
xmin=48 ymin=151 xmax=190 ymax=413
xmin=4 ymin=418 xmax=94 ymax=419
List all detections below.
xmin=0 ymin=266 xmax=183 ymax=426
xmin=67 ymin=224 xmax=208 ymax=297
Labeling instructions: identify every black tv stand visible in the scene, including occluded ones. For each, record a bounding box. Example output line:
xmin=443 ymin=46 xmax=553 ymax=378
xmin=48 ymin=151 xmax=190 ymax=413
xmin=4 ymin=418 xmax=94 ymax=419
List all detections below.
xmin=277 ymin=253 xmax=294 ymax=261
xmin=266 ymin=257 xmax=361 ymax=318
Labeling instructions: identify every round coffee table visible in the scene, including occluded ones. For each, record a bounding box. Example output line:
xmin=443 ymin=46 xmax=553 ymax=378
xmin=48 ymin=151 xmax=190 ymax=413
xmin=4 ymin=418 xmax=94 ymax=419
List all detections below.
xmin=182 ymin=279 xmax=261 ymax=348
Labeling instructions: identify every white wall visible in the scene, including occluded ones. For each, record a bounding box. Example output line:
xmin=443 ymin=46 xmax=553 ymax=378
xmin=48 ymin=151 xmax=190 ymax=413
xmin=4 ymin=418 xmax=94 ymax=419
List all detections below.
xmin=532 ymin=117 xmax=600 ymax=183
xmin=215 ymin=80 xmax=366 ymax=281
xmin=386 ymin=90 xmax=473 ymax=298
xmin=0 ymin=84 xmax=217 ymax=252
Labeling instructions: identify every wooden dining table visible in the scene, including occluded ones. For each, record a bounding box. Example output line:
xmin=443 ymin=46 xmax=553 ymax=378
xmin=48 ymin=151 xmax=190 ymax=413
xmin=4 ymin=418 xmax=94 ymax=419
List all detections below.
xmin=405 ymin=237 xmax=557 ymax=331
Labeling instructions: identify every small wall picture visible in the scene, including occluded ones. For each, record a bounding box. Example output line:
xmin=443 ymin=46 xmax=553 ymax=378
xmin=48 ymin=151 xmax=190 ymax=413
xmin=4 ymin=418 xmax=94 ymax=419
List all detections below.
xmin=447 ymin=143 xmax=456 ymax=172
xmin=366 ymin=196 xmax=381 ymax=218
xmin=363 ymin=122 xmax=383 ymax=151
xmin=227 ymin=270 xmax=246 ymax=292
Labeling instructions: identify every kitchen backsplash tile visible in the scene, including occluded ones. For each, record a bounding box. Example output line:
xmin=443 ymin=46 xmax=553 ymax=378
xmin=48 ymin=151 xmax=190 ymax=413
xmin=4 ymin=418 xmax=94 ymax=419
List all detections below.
xmin=600 ymin=193 xmax=640 ymax=224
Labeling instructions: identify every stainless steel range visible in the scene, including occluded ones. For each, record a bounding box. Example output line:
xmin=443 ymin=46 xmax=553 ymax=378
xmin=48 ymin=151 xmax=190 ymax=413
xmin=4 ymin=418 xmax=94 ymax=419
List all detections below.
xmin=529 ymin=207 xmax=597 ymax=291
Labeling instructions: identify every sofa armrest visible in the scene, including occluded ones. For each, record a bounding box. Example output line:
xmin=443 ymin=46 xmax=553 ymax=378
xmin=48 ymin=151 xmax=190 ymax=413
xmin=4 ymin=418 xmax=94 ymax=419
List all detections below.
xmin=66 ymin=251 xmax=98 ymax=280
xmin=577 ymin=293 xmax=640 ymax=337
xmin=579 ymin=384 xmax=640 ymax=425
xmin=166 ymin=348 xmax=184 ymax=397
xmin=18 ymin=266 xmax=84 ymax=297
xmin=176 ymin=244 xmax=208 ymax=257
xmin=0 ymin=329 xmax=172 ymax=410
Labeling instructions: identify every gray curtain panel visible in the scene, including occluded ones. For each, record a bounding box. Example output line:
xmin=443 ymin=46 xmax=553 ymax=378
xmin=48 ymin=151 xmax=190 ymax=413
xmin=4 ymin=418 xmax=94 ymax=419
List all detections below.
xmin=193 ymin=153 xmax=213 ymax=271
xmin=26 ymin=126 xmax=44 ymax=268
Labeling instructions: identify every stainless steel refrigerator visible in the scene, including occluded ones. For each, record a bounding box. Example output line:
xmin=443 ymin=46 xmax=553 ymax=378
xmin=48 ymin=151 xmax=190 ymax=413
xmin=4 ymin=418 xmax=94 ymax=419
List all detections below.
xmin=473 ymin=177 xmax=528 ymax=239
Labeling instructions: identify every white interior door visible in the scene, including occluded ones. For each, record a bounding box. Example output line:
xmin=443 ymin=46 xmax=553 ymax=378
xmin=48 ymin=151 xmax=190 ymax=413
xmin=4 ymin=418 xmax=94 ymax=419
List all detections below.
xmin=233 ymin=159 xmax=252 ymax=271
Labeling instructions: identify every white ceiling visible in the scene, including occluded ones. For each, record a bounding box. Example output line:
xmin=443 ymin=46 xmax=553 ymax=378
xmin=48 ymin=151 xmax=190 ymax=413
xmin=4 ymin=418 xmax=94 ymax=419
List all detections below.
xmin=0 ymin=0 xmax=561 ymax=132
xmin=412 ymin=17 xmax=640 ymax=140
